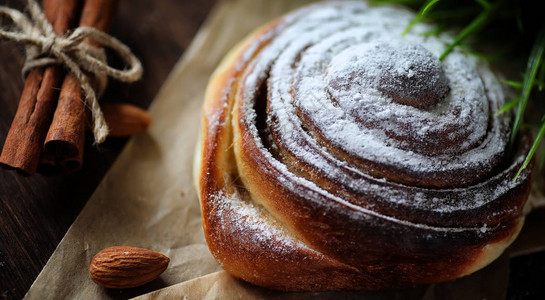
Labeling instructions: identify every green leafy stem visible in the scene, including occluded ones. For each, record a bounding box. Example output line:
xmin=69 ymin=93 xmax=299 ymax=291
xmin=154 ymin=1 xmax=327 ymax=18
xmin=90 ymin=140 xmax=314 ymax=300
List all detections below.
xmin=381 ymin=0 xmax=545 ymax=180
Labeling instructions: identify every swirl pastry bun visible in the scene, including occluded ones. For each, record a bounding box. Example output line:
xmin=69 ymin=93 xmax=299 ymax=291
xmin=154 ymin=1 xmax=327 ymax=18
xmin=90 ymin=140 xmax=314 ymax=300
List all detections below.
xmin=194 ymin=1 xmax=534 ymax=291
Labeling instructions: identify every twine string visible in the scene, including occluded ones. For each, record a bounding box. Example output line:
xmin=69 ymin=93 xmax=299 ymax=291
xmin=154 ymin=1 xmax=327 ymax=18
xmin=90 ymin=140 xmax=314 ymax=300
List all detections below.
xmin=0 ymin=0 xmax=143 ymax=143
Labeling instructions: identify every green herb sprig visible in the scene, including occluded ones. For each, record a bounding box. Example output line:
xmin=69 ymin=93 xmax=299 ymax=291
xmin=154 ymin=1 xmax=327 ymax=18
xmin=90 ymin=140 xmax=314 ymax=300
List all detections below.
xmin=511 ymin=26 xmax=545 ymax=179
xmin=372 ymin=0 xmax=545 ymax=180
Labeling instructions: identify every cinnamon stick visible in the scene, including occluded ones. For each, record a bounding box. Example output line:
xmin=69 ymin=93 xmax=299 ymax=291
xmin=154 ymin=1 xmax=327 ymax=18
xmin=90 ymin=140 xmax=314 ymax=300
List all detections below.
xmin=0 ymin=0 xmax=80 ymax=176
xmin=42 ymin=0 xmax=119 ymax=174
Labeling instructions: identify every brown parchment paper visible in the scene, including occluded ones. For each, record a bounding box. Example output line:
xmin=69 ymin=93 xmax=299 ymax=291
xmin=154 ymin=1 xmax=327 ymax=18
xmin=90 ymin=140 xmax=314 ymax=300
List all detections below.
xmin=25 ymin=0 xmax=545 ymax=299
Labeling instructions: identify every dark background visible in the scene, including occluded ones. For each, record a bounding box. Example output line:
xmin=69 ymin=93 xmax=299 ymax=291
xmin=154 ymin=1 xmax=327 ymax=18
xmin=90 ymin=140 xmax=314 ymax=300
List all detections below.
xmin=0 ymin=0 xmax=543 ymax=299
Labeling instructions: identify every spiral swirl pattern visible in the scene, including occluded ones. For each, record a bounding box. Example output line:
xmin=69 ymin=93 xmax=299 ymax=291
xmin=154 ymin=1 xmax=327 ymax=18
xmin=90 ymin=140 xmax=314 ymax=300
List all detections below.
xmin=195 ymin=1 xmax=533 ymax=291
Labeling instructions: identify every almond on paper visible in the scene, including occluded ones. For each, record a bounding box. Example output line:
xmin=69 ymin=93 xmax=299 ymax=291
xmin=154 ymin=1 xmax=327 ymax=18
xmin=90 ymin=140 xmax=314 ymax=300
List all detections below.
xmin=89 ymin=246 xmax=169 ymax=289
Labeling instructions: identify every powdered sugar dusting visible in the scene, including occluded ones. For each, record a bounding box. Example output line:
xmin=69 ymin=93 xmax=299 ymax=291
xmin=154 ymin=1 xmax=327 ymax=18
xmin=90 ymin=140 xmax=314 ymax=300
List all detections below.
xmin=208 ymin=189 xmax=310 ymax=254
xmin=229 ymin=1 xmax=528 ymax=227
xmin=260 ymin=3 xmax=505 ymax=184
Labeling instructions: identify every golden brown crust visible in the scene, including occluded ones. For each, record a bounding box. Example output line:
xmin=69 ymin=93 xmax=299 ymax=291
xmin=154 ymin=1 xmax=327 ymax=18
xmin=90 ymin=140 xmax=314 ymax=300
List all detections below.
xmin=194 ymin=2 xmax=534 ymax=291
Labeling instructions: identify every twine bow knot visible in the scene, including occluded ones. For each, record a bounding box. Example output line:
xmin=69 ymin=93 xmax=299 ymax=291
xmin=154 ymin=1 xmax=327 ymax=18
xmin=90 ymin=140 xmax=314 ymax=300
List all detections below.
xmin=0 ymin=0 xmax=143 ymax=143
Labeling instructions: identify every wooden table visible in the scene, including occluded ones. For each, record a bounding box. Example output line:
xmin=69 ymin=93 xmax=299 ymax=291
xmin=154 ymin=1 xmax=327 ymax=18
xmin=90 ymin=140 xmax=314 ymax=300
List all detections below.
xmin=0 ymin=1 xmax=215 ymax=298
xmin=0 ymin=1 xmax=543 ymax=299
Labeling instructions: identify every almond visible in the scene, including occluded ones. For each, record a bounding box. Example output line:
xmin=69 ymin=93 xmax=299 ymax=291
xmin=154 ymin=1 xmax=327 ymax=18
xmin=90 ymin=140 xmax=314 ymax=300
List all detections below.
xmin=101 ymin=103 xmax=152 ymax=137
xmin=89 ymin=246 xmax=169 ymax=289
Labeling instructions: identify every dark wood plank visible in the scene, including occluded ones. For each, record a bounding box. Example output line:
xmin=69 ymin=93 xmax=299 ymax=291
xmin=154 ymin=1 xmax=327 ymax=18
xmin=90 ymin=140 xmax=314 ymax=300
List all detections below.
xmin=0 ymin=1 xmax=215 ymax=298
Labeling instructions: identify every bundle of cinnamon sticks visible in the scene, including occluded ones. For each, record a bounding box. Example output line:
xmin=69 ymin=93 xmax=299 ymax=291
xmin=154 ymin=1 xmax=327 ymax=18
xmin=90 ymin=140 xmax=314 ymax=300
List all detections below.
xmin=0 ymin=0 xmax=150 ymax=176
